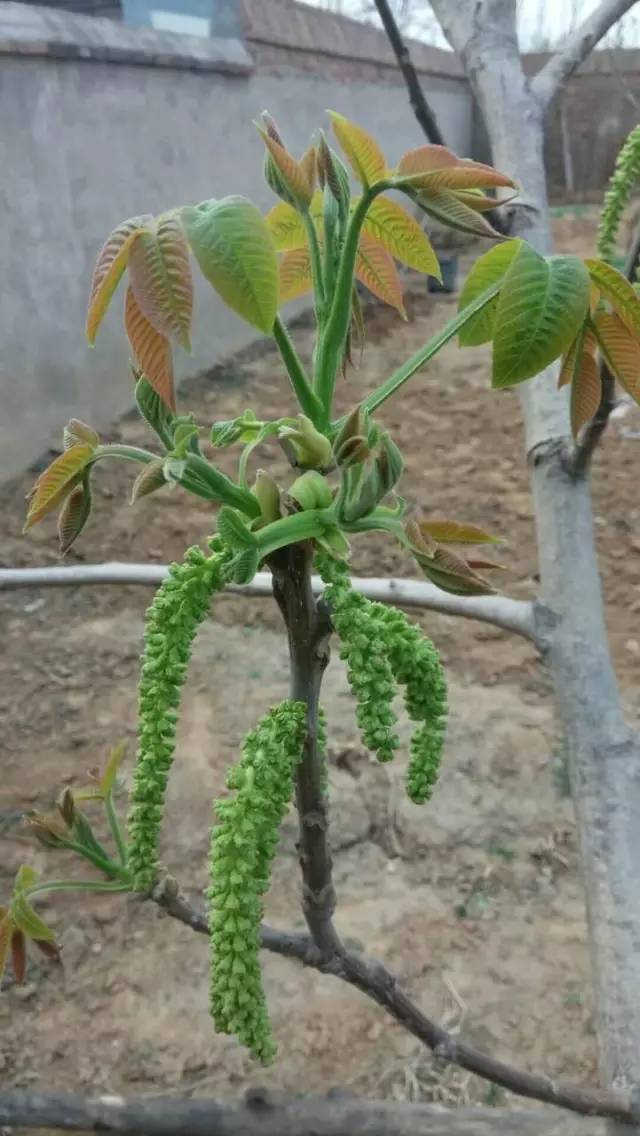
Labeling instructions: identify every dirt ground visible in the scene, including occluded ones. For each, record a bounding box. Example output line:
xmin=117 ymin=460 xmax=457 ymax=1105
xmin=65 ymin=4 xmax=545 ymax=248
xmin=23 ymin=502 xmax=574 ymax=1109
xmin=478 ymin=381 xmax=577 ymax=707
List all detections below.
xmin=1 ymin=211 xmax=640 ymax=1111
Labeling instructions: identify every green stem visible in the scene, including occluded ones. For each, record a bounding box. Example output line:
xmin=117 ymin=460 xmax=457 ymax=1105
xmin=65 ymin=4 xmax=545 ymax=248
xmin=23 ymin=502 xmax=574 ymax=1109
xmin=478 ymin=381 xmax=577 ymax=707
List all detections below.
xmin=314 ymin=181 xmax=393 ymax=419
xmin=303 ymin=213 xmax=326 ymax=317
xmin=273 ymin=317 xmax=324 ymax=424
xmin=357 ymin=279 xmax=504 ymax=417
xmin=26 ymin=879 xmax=131 ymax=899
xmin=184 ymin=455 xmax=260 ymax=518
xmin=105 ymin=792 xmax=128 ymax=866
xmin=95 ymin=444 xmax=157 ymax=465
xmin=256 ymin=508 xmax=333 ymax=559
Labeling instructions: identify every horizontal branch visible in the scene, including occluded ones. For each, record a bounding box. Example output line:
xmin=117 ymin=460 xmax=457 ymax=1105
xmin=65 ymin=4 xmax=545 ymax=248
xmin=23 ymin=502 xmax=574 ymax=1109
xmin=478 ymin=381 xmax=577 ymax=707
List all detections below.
xmin=151 ymin=885 xmax=636 ymax=1125
xmin=531 ymin=0 xmax=637 ymax=108
xmin=0 ymin=1089 xmax=607 ymax=1135
xmin=0 ymin=564 xmax=536 ymax=640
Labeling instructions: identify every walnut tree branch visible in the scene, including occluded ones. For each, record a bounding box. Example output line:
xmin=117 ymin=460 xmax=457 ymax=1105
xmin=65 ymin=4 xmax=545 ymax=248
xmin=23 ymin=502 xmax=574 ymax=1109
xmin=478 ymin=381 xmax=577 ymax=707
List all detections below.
xmin=372 ymin=0 xmax=445 ymax=145
xmin=152 ymin=884 xmax=638 ymax=1125
xmin=531 ymin=0 xmax=638 ymax=109
xmin=0 ymin=1089 xmax=610 ymax=1135
xmin=0 ymin=565 xmax=538 ymax=642
xmin=269 ymin=542 xmax=342 ymax=958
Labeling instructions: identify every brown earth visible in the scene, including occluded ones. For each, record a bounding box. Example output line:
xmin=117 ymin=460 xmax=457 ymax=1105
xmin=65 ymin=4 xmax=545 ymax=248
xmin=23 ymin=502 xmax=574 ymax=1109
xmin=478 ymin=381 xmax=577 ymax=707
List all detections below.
xmin=1 ymin=211 xmax=639 ymax=1112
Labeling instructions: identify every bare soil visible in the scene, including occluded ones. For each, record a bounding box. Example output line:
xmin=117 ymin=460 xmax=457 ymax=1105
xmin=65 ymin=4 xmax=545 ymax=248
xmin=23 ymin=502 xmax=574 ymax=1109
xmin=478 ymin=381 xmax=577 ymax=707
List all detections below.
xmin=1 ymin=212 xmax=639 ymax=1111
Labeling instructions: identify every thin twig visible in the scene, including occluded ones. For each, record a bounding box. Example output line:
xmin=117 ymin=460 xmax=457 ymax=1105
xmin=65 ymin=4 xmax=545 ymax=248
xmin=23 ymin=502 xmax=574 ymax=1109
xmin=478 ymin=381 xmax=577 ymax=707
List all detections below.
xmin=531 ymin=0 xmax=638 ymax=109
xmin=372 ymin=0 xmax=445 ymax=145
xmin=570 ymin=223 xmax=640 ymax=476
xmin=0 ymin=565 xmax=537 ymax=641
xmin=0 ymin=1089 xmax=609 ymax=1135
xmin=152 ymin=886 xmax=637 ymax=1125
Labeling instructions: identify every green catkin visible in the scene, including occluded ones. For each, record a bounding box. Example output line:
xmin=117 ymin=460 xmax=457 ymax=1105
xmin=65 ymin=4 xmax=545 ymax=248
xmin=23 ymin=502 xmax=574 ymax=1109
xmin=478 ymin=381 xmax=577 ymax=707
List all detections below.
xmin=208 ymin=700 xmax=307 ymax=1063
xmin=316 ymin=552 xmax=447 ymax=801
xmin=597 ymin=124 xmax=640 ymax=265
xmin=317 ymin=555 xmax=400 ymax=763
xmin=377 ymin=605 xmax=448 ymax=804
xmin=127 ymin=541 xmax=230 ymax=891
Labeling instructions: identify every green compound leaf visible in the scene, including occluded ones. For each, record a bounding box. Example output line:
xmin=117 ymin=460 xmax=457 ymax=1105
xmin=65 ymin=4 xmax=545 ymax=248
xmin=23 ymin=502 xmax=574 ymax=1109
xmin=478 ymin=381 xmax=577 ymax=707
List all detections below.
xmin=492 ymin=246 xmax=591 ymax=388
xmin=183 ymin=197 xmax=279 ymax=334
xmin=458 ymin=239 xmax=522 ymax=347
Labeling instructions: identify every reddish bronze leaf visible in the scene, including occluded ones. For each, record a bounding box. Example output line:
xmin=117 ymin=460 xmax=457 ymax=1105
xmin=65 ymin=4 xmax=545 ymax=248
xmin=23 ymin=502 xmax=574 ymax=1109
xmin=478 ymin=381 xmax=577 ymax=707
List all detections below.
xmin=86 ymin=215 xmax=152 ymax=344
xmin=125 ymin=287 xmax=175 ymax=412
xmin=128 ymin=215 xmax=193 ymax=349
xmin=356 ymin=232 xmax=406 ymax=318
xmin=10 ymin=930 xmax=27 ymax=984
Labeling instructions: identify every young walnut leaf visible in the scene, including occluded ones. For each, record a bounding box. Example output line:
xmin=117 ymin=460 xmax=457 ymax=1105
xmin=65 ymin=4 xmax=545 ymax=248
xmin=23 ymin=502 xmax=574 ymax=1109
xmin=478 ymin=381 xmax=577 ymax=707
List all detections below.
xmin=125 ymin=287 xmax=175 ymax=413
xmin=570 ymin=350 xmax=602 ymax=437
xmin=258 ymin=129 xmax=313 ymax=207
xmin=492 ymin=245 xmax=591 ymax=388
xmin=128 ymin=215 xmax=193 ymax=350
xmin=356 ymin=233 xmax=406 ymax=318
xmin=24 ymin=443 xmax=95 ymax=531
xmin=458 ymin=240 xmax=522 ymax=347
xmin=265 ymin=201 xmax=307 ymax=251
xmin=558 ymin=329 xmax=597 ymax=389
xmin=328 ymin=111 xmax=386 ymax=187
xmin=183 ymin=197 xmax=278 ymax=334
xmin=403 ymin=163 xmax=516 ymax=193
xmin=585 ymin=258 xmax=640 ymax=336
xmin=415 ymin=189 xmax=501 ymax=239
xmin=63 ymin=419 xmax=99 ymax=451
xmin=420 ymin=520 xmax=502 ymax=545
xmin=86 ymin=214 xmax=152 ymax=344
xmin=57 ymin=476 xmax=92 ymax=555
xmin=362 ymin=196 xmax=441 ymax=278
xmin=131 ymin=459 xmax=168 ymax=503
xmin=279 ymin=247 xmax=313 ymax=305
xmin=396 ymin=144 xmax=461 ymax=176
xmin=594 ymin=311 xmax=640 ymax=404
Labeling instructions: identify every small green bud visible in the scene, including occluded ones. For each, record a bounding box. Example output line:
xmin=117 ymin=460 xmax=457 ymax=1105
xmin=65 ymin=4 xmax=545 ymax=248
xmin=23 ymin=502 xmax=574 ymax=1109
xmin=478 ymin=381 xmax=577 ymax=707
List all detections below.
xmin=288 ymin=470 xmax=333 ymax=511
xmin=253 ymin=470 xmax=281 ymax=524
xmin=279 ymin=415 xmax=334 ymax=471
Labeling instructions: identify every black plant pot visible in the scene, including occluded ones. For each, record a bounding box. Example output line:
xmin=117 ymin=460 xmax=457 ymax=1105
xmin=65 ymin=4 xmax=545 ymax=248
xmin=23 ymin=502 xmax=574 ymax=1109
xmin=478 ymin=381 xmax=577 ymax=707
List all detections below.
xmin=428 ymin=254 xmax=459 ymax=295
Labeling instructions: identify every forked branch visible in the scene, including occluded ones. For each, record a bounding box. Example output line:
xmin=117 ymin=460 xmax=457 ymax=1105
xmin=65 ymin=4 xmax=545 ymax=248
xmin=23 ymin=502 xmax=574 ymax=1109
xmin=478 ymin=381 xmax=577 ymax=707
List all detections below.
xmin=531 ymin=0 xmax=638 ymax=108
xmin=152 ymin=885 xmax=637 ymax=1126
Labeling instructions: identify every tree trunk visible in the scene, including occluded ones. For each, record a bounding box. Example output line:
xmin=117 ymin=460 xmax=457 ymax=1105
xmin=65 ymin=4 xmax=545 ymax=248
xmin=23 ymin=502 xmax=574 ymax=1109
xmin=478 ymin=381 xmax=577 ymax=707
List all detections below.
xmin=429 ymin=4 xmax=640 ymax=1123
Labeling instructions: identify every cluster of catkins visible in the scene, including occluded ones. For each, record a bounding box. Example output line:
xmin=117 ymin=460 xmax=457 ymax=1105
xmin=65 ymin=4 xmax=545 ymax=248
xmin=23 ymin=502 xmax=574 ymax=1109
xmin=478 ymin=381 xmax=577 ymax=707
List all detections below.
xmin=126 ymin=539 xmax=447 ymax=1064
xmin=316 ymin=551 xmax=448 ymax=805
xmin=597 ymin=123 xmax=640 ymax=265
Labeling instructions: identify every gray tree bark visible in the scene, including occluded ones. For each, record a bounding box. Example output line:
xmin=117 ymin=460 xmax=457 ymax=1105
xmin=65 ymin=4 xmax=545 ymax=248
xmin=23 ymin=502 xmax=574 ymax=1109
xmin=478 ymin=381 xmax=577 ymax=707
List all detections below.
xmin=429 ymin=0 xmax=640 ymax=1124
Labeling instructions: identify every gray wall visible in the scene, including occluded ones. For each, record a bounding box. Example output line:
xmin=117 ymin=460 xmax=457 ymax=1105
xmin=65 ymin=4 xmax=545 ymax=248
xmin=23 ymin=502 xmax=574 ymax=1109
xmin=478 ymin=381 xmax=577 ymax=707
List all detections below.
xmin=0 ymin=2 xmax=471 ymax=477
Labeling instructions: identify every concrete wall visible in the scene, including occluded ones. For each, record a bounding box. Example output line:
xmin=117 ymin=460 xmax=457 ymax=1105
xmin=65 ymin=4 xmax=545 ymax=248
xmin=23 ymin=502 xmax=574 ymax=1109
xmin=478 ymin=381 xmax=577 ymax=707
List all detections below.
xmin=0 ymin=1 xmax=471 ymax=477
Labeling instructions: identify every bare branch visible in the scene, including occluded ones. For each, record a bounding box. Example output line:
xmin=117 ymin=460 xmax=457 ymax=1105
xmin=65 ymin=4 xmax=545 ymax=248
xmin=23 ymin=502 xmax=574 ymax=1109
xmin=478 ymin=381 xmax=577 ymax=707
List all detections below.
xmin=152 ymin=886 xmax=636 ymax=1125
xmin=531 ymin=0 xmax=638 ymax=108
xmin=0 ymin=1088 xmax=609 ymax=1135
xmin=570 ymin=223 xmax=640 ymax=476
xmin=0 ymin=565 xmax=537 ymax=641
xmin=372 ymin=0 xmax=445 ymax=144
